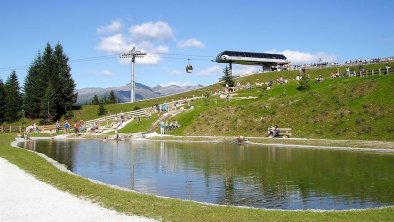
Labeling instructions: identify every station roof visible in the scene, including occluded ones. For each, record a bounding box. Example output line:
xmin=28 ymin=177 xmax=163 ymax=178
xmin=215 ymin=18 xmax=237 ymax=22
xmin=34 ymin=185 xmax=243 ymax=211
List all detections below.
xmin=215 ymin=50 xmax=289 ymax=66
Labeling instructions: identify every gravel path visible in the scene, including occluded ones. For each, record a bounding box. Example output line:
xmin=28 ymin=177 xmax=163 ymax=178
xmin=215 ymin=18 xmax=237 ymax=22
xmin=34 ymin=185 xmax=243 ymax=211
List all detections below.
xmin=0 ymin=157 xmax=158 ymax=222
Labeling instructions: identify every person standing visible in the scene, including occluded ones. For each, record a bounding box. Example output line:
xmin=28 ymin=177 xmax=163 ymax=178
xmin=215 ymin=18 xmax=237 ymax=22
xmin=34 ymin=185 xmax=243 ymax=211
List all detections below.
xmin=160 ymin=121 xmax=165 ymax=135
xmin=64 ymin=120 xmax=69 ymax=134
xmin=56 ymin=120 xmax=60 ymax=134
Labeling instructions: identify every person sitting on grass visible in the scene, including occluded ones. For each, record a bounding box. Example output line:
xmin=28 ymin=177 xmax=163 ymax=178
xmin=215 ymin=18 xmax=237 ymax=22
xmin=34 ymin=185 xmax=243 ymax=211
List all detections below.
xmin=314 ymin=75 xmax=324 ymax=83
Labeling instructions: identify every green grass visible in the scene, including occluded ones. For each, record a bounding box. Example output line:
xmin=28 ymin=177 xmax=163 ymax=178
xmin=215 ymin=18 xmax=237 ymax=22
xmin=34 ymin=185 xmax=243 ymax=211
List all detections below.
xmin=65 ymin=62 xmax=394 ymax=141
xmin=4 ymin=62 xmax=393 ymax=141
xmin=118 ymin=114 xmax=159 ymax=134
xmin=1 ymin=133 xmax=394 ymax=221
xmin=172 ymin=74 xmax=394 ymax=141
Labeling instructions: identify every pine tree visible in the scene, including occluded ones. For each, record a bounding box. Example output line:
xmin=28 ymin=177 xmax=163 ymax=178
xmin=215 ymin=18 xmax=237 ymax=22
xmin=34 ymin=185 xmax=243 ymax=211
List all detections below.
xmin=97 ymin=103 xmax=107 ymax=116
xmin=23 ymin=52 xmax=45 ymax=119
xmin=92 ymin=95 xmax=99 ymax=105
xmin=0 ymin=79 xmax=6 ymax=123
xmin=53 ymin=43 xmax=77 ymax=118
xmin=5 ymin=71 xmax=22 ymax=123
xmin=222 ymin=66 xmax=234 ymax=87
xmin=23 ymin=42 xmax=77 ymax=122
xmin=101 ymin=95 xmax=108 ymax=104
xmin=297 ymin=72 xmax=310 ymax=91
xmin=109 ymin=90 xmax=117 ymax=104
xmin=39 ymin=82 xmax=57 ymax=124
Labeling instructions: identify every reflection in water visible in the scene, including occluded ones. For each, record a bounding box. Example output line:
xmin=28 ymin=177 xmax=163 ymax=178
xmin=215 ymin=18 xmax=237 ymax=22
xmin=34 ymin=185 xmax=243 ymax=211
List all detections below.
xmin=19 ymin=139 xmax=394 ymax=210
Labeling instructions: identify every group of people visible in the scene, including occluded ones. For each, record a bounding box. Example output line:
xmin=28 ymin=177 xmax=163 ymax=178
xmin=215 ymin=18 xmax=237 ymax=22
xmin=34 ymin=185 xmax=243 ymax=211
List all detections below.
xmin=60 ymin=119 xmax=87 ymax=134
xmin=267 ymin=125 xmax=280 ymax=138
xmin=159 ymin=120 xmax=180 ymax=135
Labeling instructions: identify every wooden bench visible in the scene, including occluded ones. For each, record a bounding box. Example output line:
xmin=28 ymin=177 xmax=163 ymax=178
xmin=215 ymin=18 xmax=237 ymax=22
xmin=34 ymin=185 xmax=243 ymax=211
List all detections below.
xmin=267 ymin=127 xmax=292 ymax=138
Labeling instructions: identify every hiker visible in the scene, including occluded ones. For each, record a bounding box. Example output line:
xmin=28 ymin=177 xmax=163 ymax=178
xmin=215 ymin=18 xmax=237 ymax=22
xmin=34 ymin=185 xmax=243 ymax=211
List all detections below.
xmin=64 ymin=120 xmax=70 ymax=134
xmin=56 ymin=120 xmax=60 ymax=133
xmin=74 ymin=121 xmax=80 ymax=134
xmin=160 ymin=121 xmax=165 ymax=135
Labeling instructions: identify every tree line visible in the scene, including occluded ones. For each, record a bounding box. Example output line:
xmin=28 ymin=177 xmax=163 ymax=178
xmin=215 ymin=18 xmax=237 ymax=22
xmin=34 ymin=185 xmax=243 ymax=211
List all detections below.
xmin=90 ymin=90 xmax=118 ymax=105
xmin=0 ymin=43 xmax=77 ymax=124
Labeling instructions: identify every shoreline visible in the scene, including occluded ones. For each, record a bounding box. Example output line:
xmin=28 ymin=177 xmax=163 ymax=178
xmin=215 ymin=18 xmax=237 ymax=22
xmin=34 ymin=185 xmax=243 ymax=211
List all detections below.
xmin=9 ymin=135 xmax=394 ymax=212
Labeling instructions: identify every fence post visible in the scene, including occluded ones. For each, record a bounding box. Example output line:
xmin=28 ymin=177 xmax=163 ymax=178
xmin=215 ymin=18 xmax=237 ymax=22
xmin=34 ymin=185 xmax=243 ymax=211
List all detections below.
xmin=0 ymin=126 xmax=2 ymax=133
xmin=372 ymin=69 xmax=374 ymax=75
xmin=379 ymin=68 xmax=381 ymax=75
xmin=9 ymin=126 xmax=12 ymax=133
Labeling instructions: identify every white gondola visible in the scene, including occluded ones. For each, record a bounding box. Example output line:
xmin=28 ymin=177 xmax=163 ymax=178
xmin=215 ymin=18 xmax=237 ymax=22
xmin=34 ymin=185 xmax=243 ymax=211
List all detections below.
xmin=186 ymin=59 xmax=193 ymax=73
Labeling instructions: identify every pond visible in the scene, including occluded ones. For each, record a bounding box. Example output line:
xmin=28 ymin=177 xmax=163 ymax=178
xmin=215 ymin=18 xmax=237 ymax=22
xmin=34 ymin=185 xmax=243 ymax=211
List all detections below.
xmin=18 ymin=139 xmax=394 ymax=210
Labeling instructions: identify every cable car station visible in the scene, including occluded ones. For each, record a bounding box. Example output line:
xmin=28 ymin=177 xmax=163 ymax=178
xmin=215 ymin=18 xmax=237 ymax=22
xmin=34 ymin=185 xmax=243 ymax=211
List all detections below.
xmin=215 ymin=50 xmax=290 ymax=72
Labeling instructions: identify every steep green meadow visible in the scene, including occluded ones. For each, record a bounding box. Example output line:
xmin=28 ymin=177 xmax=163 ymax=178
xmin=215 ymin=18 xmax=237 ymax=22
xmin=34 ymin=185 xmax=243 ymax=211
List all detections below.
xmin=170 ymin=74 xmax=394 ymax=141
xmin=77 ymin=62 xmax=394 ymax=141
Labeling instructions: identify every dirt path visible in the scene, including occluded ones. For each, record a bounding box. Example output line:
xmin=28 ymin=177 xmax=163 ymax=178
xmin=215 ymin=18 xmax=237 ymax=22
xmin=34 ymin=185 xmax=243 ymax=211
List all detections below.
xmin=0 ymin=157 xmax=157 ymax=222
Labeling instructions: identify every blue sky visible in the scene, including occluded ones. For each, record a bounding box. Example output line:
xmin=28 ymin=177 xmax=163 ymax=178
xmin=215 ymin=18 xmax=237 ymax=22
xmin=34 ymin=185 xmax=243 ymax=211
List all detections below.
xmin=1 ymin=0 xmax=393 ymax=89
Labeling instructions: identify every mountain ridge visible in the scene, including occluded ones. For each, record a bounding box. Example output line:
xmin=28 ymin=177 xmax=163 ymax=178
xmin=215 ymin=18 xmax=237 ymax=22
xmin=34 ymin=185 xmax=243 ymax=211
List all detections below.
xmin=76 ymin=82 xmax=203 ymax=104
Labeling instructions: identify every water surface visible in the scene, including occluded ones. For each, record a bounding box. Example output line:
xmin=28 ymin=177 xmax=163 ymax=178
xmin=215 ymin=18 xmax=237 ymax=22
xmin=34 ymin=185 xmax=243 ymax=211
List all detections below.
xmin=19 ymin=139 xmax=394 ymax=210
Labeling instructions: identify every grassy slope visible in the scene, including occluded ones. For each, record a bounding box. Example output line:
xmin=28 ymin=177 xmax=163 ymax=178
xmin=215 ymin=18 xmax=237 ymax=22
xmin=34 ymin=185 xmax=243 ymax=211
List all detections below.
xmin=69 ymin=62 xmax=394 ymax=141
xmin=1 ymin=133 xmax=393 ymax=221
xmin=176 ymin=75 xmax=394 ymax=140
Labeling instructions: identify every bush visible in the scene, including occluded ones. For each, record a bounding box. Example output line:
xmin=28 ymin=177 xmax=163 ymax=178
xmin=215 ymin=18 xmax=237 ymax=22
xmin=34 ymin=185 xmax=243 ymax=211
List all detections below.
xmin=98 ymin=103 xmax=107 ymax=116
xmin=297 ymin=77 xmax=310 ymax=90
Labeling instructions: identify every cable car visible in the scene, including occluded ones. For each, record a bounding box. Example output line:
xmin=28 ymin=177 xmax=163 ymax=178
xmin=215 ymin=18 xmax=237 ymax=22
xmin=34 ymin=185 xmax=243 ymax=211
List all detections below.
xmin=186 ymin=59 xmax=193 ymax=73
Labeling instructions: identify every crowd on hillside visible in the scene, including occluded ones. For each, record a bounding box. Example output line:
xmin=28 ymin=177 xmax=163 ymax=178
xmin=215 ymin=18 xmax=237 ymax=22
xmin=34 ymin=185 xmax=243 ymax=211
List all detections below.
xmin=290 ymin=56 xmax=394 ymax=71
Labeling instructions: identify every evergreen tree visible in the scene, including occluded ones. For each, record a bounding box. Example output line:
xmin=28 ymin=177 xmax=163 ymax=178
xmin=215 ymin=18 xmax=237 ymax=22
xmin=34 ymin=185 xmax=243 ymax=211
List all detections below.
xmin=109 ymin=90 xmax=117 ymax=104
xmin=23 ymin=42 xmax=77 ymax=122
xmin=92 ymin=95 xmax=99 ymax=105
xmin=297 ymin=72 xmax=310 ymax=91
xmin=101 ymin=95 xmax=108 ymax=104
xmin=39 ymin=82 xmax=57 ymax=124
xmin=0 ymin=79 xmax=6 ymax=123
xmin=53 ymin=43 xmax=77 ymax=118
xmin=97 ymin=103 xmax=107 ymax=116
xmin=4 ymin=71 xmax=22 ymax=123
xmin=23 ymin=52 xmax=45 ymax=119
xmin=222 ymin=66 xmax=234 ymax=87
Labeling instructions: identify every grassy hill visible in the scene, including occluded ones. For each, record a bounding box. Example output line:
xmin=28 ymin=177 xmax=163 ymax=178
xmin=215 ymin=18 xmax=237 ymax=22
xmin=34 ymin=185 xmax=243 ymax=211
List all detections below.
xmin=74 ymin=62 xmax=394 ymax=141
xmin=169 ymin=74 xmax=393 ymax=141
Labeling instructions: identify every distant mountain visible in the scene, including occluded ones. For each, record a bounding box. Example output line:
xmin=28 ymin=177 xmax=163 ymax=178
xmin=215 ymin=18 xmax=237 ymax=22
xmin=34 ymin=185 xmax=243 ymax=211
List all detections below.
xmin=152 ymin=84 xmax=203 ymax=96
xmin=75 ymin=83 xmax=203 ymax=105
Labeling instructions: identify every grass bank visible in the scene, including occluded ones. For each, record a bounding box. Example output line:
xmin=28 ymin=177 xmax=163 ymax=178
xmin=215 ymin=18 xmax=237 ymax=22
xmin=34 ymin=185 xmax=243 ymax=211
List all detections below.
xmin=1 ymin=134 xmax=394 ymax=221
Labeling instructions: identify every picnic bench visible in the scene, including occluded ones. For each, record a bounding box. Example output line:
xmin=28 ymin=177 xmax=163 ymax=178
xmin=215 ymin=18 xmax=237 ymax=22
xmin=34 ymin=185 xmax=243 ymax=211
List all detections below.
xmin=267 ymin=127 xmax=292 ymax=138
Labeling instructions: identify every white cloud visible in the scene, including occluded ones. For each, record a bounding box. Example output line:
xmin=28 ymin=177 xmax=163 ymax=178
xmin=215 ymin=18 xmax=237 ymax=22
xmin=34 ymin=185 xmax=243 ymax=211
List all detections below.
xmin=166 ymin=69 xmax=184 ymax=75
xmin=96 ymin=20 xmax=174 ymax=65
xmin=197 ymin=66 xmax=222 ymax=76
xmin=130 ymin=21 xmax=174 ymax=42
xmin=266 ymin=49 xmax=337 ymax=65
xmin=177 ymin=38 xmax=205 ymax=48
xmin=100 ymin=69 xmax=114 ymax=77
xmin=97 ymin=21 xmax=122 ymax=34
xmin=96 ymin=34 xmax=130 ymax=54
xmin=233 ymin=65 xmax=260 ymax=76
xmin=160 ymin=81 xmax=194 ymax=87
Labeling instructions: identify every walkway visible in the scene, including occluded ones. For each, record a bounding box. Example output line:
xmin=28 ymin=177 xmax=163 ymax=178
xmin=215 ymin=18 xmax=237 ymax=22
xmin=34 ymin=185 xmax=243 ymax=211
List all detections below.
xmin=0 ymin=157 xmax=157 ymax=222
